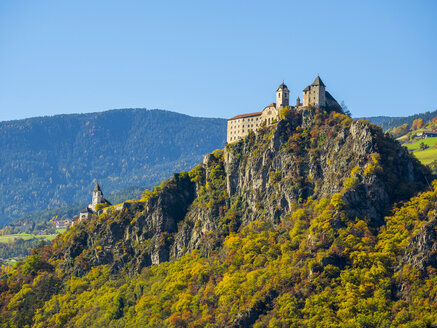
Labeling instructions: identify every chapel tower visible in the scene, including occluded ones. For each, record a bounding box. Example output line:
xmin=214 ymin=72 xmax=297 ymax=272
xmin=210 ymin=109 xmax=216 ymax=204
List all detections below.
xmin=91 ymin=181 xmax=104 ymax=210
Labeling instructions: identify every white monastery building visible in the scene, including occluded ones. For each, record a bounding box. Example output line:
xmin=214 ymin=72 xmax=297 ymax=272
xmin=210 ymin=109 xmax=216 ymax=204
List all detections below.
xmin=227 ymin=76 xmax=340 ymax=143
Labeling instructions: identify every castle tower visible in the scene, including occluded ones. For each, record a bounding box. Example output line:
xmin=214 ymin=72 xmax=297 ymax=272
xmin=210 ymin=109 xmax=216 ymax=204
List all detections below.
xmin=310 ymin=76 xmax=326 ymax=107
xmin=276 ymin=82 xmax=290 ymax=109
xmin=296 ymin=96 xmax=301 ymax=107
xmin=91 ymin=181 xmax=104 ymax=210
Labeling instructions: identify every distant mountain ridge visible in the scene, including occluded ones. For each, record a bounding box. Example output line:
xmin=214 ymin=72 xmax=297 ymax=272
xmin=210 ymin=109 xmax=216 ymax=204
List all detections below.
xmin=358 ymin=109 xmax=437 ymax=131
xmin=355 ymin=115 xmax=401 ymax=126
xmin=0 ymin=108 xmax=227 ymax=225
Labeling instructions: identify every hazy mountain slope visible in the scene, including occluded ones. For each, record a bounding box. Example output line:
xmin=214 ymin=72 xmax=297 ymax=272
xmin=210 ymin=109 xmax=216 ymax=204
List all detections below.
xmin=2 ymin=108 xmax=437 ymax=327
xmin=0 ymin=109 xmax=226 ymax=224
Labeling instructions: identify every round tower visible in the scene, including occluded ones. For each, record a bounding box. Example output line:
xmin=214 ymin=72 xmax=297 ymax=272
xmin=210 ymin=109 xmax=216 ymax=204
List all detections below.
xmin=276 ymin=82 xmax=290 ymax=109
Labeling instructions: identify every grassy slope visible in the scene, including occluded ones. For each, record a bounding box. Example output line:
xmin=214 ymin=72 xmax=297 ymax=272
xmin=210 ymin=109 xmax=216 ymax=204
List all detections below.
xmin=413 ymin=148 xmax=437 ymax=164
xmin=403 ymin=137 xmax=437 ymax=164
xmin=0 ymin=229 xmax=66 ymax=243
xmin=404 ymin=136 xmax=437 ymax=150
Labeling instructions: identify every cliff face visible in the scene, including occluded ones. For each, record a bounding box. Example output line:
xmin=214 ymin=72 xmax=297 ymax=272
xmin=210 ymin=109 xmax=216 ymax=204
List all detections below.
xmin=53 ymin=108 xmax=431 ymax=277
xmin=226 ymin=112 xmax=428 ymax=227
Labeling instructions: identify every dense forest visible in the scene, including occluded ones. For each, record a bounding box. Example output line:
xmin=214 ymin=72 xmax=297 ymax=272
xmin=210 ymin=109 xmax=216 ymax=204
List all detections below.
xmin=0 ymin=109 xmax=226 ymax=225
xmin=0 ymin=238 xmax=46 ymax=261
xmin=1 ymin=107 xmax=437 ymax=327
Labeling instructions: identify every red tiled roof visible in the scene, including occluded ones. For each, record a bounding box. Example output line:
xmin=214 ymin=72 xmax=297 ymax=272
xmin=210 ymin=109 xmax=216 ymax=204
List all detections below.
xmin=228 ymin=102 xmax=277 ymax=121
xmin=264 ymin=103 xmax=276 ymax=109
xmin=228 ymin=111 xmax=262 ymax=121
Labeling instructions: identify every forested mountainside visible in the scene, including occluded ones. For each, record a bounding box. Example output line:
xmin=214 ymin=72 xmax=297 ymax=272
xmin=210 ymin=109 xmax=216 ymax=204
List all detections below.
xmin=0 ymin=109 xmax=226 ymax=225
xmin=356 ymin=115 xmax=400 ymax=127
xmin=362 ymin=109 xmax=437 ymax=131
xmin=2 ymin=107 xmax=437 ymax=327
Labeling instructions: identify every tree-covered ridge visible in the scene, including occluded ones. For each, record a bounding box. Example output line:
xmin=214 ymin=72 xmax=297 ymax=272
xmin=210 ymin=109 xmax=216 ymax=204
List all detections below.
xmin=2 ymin=182 xmax=437 ymax=327
xmin=1 ymin=108 xmax=436 ymax=327
xmin=0 ymin=108 xmax=226 ymax=224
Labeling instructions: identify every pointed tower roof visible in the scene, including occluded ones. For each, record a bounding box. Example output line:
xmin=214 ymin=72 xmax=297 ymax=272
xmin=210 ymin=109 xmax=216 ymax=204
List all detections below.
xmin=276 ymin=82 xmax=289 ymax=91
xmin=93 ymin=181 xmax=102 ymax=193
xmin=311 ymin=76 xmax=326 ymax=87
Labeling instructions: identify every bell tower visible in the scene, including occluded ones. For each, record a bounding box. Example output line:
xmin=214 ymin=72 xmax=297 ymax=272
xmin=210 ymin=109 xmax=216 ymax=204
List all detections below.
xmin=276 ymin=82 xmax=290 ymax=109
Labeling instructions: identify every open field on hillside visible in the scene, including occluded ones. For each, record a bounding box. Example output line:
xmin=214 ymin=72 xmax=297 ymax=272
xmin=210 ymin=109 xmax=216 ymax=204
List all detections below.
xmin=412 ymin=148 xmax=437 ymax=165
xmin=404 ymin=137 xmax=437 ymax=151
xmin=0 ymin=229 xmax=66 ymax=244
xmin=402 ymin=137 xmax=437 ymax=165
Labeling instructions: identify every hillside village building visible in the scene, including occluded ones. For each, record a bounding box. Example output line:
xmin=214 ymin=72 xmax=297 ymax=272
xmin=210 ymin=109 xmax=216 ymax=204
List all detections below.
xmin=78 ymin=181 xmax=111 ymax=221
xmin=227 ymin=76 xmax=340 ymax=143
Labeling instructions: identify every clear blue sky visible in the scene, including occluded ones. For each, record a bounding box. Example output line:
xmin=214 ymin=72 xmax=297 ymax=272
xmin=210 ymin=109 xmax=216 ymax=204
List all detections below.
xmin=1 ymin=0 xmax=436 ymax=121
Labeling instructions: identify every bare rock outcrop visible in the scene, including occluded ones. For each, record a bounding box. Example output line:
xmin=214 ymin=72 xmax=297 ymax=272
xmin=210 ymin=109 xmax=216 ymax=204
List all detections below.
xmin=401 ymin=217 xmax=437 ymax=272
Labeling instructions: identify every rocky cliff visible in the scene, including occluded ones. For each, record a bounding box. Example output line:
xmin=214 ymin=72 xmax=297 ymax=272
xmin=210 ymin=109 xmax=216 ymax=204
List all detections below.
xmin=53 ymin=107 xmax=431 ymax=277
